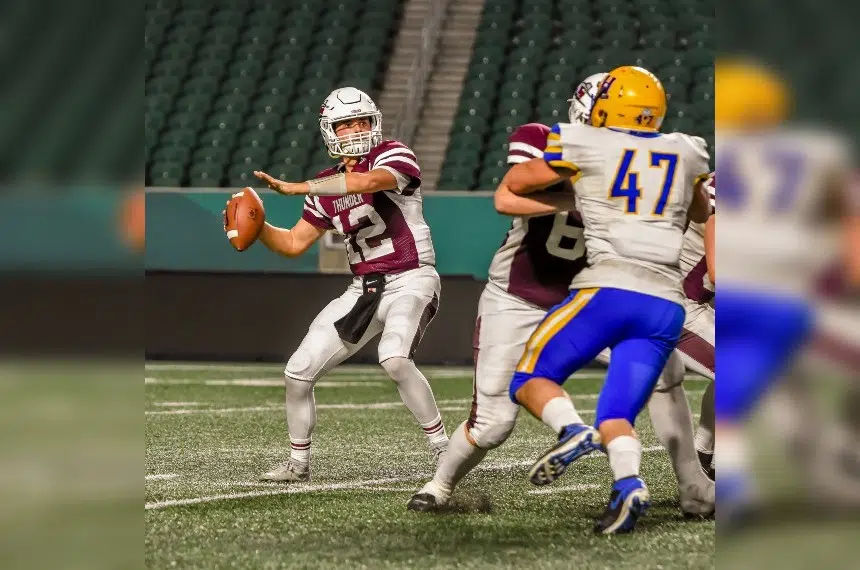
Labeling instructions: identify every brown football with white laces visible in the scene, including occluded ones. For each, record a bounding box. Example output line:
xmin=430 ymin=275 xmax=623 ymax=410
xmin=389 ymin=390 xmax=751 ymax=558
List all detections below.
xmin=225 ymin=187 xmax=265 ymax=251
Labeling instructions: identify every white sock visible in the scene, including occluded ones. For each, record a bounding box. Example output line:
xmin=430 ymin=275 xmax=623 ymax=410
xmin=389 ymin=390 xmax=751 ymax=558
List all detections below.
xmin=541 ymin=396 xmax=584 ymax=434
xmin=695 ymin=381 xmax=715 ymax=453
xmin=289 ymin=438 xmax=311 ymax=463
xmin=285 ymin=374 xmax=316 ymax=463
xmin=382 ymin=357 xmax=448 ymax=445
xmin=716 ymin=429 xmax=748 ymax=474
xmin=432 ymin=422 xmax=488 ymax=495
xmin=421 ymin=415 xmax=449 ymax=447
xmin=607 ymin=435 xmax=642 ymax=481
xmin=648 ymin=382 xmax=708 ymax=487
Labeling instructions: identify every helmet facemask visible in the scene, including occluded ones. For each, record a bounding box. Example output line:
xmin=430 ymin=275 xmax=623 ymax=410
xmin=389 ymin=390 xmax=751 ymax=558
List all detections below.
xmin=320 ymin=112 xmax=383 ymax=157
xmin=568 ymin=72 xmax=608 ymax=125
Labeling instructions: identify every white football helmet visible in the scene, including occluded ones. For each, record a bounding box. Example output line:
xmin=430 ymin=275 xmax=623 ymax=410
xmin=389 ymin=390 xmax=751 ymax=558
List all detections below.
xmin=319 ymin=87 xmax=383 ymax=157
xmin=568 ymin=72 xmax=608 ymax=124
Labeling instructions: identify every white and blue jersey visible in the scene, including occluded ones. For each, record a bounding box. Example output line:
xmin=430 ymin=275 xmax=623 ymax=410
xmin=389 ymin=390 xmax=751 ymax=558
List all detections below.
xmin=716 ymin=128 xmax=854 ymax=420
xmin=510 ymin=124 xmax=711 ymax=426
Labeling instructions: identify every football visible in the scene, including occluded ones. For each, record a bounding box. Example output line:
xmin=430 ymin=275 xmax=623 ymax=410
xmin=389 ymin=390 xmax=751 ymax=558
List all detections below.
xmin=225 ymin=187 xmax=265 ymax=251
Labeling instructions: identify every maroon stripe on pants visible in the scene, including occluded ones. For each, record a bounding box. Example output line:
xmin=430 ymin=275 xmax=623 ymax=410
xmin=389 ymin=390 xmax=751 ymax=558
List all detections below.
xmin=408 ymin=293 xmax=440 ymax=359
xmin=677 ymin=327 xmax=715 ymax=374
xmin=466 ymin=316 xmax=481 ymax=431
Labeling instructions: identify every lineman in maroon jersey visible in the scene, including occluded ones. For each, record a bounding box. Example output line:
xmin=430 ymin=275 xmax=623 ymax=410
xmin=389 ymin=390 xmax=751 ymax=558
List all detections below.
xmin=241 ymin=87 xmax=447 ymax=482
xmin=408 ymin=74 xmax=714 ymax=517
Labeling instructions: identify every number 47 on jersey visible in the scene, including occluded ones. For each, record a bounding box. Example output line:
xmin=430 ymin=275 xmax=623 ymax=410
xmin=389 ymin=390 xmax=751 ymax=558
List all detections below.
xmin=609 ymin=150 xmax=679 ymax=216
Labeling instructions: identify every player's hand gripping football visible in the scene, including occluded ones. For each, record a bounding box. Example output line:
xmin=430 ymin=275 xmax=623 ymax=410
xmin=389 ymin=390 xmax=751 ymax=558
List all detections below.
xmin=253 ymin=171 xmax=307 ymax=196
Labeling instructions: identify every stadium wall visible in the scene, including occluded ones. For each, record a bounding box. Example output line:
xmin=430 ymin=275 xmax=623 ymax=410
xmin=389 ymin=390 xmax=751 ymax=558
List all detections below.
xmin=145 ymin=189 xmax=510 ymax=278
xmin=145 ymin=271 xmax=483 ymax=365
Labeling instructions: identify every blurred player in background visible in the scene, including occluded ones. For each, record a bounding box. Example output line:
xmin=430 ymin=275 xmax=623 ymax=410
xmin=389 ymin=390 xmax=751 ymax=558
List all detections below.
xmin=715 ymin=59 xmax=860 ymax=522
xmin=245 ymin=87 xmax=448 ymax=482
xmin=120 ymin=188 xmax=144 ymax=253
xmin=502 ymin=66 xmax=712 ymax=534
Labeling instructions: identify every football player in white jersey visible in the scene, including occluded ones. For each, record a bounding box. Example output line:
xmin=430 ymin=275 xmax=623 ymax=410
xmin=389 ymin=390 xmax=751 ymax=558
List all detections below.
xmin=503 ymin=66 xmax=712 ymax=533
xmin=715 ymin=60 xmax=860 ymax=520
xmin=407 ymin=73 xmax=714 ymax=518
xmin=234 ymin=87 xmax=448 ymax=482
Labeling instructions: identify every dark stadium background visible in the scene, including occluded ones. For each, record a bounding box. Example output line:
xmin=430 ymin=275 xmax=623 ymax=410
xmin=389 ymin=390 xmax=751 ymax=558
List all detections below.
xmin=145 ymin=0 xmax=713 ymax=364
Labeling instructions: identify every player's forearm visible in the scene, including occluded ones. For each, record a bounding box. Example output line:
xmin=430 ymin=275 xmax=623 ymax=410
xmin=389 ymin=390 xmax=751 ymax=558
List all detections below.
xmin=259 ymin=223 xmax=302 ymax=257
xmin=704 ymin=214 xmax=715 ymax=284
xmin=503 ymin=158 xmax=567 ymax=195
xmin=494 ymin=184 xmax=575 ymax=216
xmin=688 ymin=182 xmax=711 ymax=224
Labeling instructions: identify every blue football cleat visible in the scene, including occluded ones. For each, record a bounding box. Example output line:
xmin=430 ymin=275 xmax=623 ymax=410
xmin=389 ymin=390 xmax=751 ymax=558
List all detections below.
xmin=716 ymin=470 xmax=758 ymax=530
xmin=594 ymin=476 xmax=651 ymax=535
xmin=528 ymin=423 xmax=602 ymax=486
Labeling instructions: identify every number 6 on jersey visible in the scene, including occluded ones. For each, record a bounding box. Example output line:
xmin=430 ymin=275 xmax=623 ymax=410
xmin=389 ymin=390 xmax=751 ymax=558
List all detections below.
xmin=609 ymin=149 xmax=678 ymax=216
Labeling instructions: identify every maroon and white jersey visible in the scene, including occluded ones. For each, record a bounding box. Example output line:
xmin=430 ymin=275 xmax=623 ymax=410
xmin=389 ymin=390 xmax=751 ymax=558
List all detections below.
xmin=301 ymin=140 xmax=436 ymax=276
xmin=487 ymin=123 xmax=587 ymax=310
xmin=680 ymin=173 xmax=716 ymax=303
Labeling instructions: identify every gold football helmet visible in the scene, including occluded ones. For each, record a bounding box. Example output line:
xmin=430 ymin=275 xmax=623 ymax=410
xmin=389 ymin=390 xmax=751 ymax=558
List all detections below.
xmin=590 ymin=66 xmax=667 ymax=132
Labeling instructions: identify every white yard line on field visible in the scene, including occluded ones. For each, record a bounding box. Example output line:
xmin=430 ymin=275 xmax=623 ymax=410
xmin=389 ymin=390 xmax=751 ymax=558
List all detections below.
xmin=144 ymin=447 xmax=667 ymax=510
xmin=145 ymin=377 xmax=385 ymax=387
xmin=154 ymin=402 xmax=202 ymax=407
xmin=146 ymin=398 xmax=473 ymax=416
xmin=146 ymin=474 xmax=179 ymax=481
xmin=528 ymin=484 xmax=602 ymax=494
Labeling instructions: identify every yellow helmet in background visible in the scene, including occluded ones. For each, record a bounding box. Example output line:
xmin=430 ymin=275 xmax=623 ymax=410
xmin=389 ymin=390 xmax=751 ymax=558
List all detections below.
xmin=715 ymin=58 xmax=789 ymax=130
xmin=589 ymin=66 xmax=667 ymax=132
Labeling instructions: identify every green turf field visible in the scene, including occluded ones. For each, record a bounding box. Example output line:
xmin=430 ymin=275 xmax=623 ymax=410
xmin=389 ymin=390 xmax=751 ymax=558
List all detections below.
xmin=145 ymin=363 xmax=714 ymax=569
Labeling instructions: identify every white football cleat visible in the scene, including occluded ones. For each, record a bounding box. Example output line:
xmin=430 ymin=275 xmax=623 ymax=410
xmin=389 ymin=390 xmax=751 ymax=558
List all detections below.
xmin=260 ymin=459 xmax=310 ymax=483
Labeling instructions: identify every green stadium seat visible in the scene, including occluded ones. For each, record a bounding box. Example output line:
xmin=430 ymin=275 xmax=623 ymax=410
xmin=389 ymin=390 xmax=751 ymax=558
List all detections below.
xmin=166 ymin=112 xmax=205 ymax=132
xmin=152 ymin=145 xmax=192 ymax=164
xmin=477 ymin=166 xmax=506 ymax=190
xmin=147 ymin=75 xmax=183 ymax=96
xmin=187 ymin=163 xmax=224 ymax=187
xmin=245 ymin=112 xmax=283 ymax=133
xmin=207 ymin=112 xmax=244 ymax=133
xmin=202 ymin=25 xmax=240 ymax=46
xmin=220 ymin=76 xmax=257 ymax=97
xmin=192 ymin=145 xmax=230 ymax=165
xmin=149 ymin=161 xmax=183 ymax=186
xmin=226 ymin=164 xmax=261 ymax=187
xmin=229 ymin=60 xmax=265 ymax=82
xmin=160 ymin=128 xmax=196 ymax=148
xmin=183 ymin=76 xmax=220 ymax=96
xmin=238 ymin=128 xmax=277 ymax=149
xmin=198 ymin=128 xmax=238 ymax=151
xmin=189 ymin=60 xmax=226 ymax=80
xmin=211 ymin=94 xmax=249 ymax=116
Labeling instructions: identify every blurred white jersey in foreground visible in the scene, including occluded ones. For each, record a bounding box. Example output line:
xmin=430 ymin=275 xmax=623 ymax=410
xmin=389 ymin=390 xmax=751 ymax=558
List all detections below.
xmin=716 ymin=127 xmax=854 ymax=297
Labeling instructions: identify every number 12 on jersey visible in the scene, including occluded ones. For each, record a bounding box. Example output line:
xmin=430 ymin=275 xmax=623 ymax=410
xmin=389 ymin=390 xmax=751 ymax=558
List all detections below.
xmin=609 ymin=149 xmax=678 ymax=216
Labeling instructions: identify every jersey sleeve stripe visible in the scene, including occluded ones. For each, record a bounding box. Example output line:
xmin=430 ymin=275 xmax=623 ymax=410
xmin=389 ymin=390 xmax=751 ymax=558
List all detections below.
xmin=550 ymin=123 xmax=562 ymax=136
xmin=376 ymin=155 xmax=420 ymax=171
xmin=507 ymin=155 xmax=531 ymax=164
xmin=693 ymin=172 xmax=711 ymax=185
xmin=547 ymin=159 xmax=579 ymax=170
xmin=373 ymin=147 xmax=417 ymax=165
xmin=547 ymin=132 xmax=561 ymax=142
xmin=544 ymin=145 xmax=563 ymax=154
xmin=303 ymin=205 xmax=325 ymax=220
xmin=508 ymin=141 xmax=544 ymax=158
